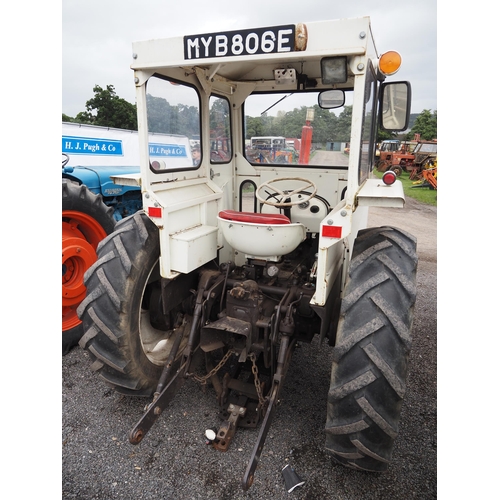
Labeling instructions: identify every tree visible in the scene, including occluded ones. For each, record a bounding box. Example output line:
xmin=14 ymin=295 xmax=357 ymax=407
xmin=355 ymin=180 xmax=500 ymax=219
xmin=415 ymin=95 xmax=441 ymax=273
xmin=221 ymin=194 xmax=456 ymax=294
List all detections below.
xmin=333 ymin=106 xmax=352 ymax=142
xmin=146 ymin=94 xmax=199 ymax=138
xmin=377 ymin=128 xmax=397 ymax=142
xmin=409 ymin=109 xmax=437 ymax=141
xmin=74 ymin=85 xmax=137 ymax=130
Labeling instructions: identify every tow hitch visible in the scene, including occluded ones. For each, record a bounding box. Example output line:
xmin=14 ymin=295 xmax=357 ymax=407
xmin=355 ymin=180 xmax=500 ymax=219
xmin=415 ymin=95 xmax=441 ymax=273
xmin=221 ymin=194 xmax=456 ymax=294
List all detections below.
xmin=128 ymin=270 xmax=300 ymax=490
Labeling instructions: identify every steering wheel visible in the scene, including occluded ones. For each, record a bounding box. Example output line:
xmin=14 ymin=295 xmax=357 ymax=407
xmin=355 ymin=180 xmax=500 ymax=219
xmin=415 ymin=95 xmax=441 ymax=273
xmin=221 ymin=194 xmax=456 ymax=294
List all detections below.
xmin=256 ymin=177 xmax=318 ymax=208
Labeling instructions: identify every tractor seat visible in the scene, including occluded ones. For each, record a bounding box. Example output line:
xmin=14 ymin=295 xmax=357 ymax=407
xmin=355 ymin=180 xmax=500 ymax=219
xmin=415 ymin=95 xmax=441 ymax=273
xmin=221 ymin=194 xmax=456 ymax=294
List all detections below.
xmin=217 ymin=210 xmax=305 ymax=261
xmin=218 ymin=209 xmax=290 ymax=225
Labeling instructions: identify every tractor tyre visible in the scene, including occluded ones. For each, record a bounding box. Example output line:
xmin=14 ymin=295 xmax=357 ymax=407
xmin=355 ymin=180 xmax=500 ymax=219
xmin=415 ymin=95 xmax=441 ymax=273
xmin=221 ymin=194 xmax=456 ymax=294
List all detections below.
xmin=392 ymin=165 xmax=403 ymax=176
xmin=77 ymin=211 xmax=193 ymax=396
xmin=325 ymin=226 xmax=417 ymax=472
xmin=62 ymin=179 xmax=116 ymax=355
xmin=376 ymin=160 xmax=391 ymax=173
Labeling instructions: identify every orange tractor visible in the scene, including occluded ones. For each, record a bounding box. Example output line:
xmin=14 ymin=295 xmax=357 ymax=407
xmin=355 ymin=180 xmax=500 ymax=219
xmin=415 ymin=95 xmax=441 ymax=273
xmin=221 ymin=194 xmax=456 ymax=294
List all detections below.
xmin=376 ymin=140 xmax=436 ymax=177
xmin=412 ymin=156 xmax=437 ymax=190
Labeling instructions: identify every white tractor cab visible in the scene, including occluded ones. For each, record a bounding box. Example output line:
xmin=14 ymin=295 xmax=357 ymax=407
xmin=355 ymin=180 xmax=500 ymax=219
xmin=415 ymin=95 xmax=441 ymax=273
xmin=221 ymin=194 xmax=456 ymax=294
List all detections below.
xmin=78 ymin=17 xmax=417 ymax=490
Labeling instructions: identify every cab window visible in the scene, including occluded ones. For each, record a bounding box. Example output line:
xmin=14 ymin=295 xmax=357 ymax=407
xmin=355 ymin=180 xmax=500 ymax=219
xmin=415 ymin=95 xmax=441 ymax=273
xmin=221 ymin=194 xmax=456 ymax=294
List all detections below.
xmin=146 ymin=75 xmax=201 ymax=172
xmin=209 ymin=95 xmax=232 ymax=163
xmin=243 ymin=91 xmax=352 ymax=168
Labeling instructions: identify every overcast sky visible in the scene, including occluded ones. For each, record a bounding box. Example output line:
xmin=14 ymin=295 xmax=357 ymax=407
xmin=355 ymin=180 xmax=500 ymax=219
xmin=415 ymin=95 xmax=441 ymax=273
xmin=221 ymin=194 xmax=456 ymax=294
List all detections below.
xmin=62 ymin=0 xmax=437 ymax=118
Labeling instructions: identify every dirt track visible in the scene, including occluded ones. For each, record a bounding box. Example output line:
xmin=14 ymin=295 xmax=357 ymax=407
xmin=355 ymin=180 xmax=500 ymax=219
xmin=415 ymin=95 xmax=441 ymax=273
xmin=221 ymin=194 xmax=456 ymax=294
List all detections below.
xmin=62 ymin=197 xmax=437 ymax=499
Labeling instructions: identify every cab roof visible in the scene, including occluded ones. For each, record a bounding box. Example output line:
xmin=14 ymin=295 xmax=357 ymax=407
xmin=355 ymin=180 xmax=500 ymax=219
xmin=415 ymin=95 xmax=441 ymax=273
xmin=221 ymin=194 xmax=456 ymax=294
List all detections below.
xmin=130 ymin=17 xmax=377 ymax=87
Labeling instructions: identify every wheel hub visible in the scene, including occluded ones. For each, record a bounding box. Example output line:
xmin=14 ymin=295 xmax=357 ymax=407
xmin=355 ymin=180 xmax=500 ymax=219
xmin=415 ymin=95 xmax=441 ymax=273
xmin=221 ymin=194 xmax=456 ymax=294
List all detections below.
xmin=62 ymin=221 xmax=98 ymax=307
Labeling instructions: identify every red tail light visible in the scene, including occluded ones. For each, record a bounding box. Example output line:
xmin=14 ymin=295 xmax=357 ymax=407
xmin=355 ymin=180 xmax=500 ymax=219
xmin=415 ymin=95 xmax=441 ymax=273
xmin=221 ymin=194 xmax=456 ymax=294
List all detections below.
xmin=382 ymin=170 xmax=397 ymax=185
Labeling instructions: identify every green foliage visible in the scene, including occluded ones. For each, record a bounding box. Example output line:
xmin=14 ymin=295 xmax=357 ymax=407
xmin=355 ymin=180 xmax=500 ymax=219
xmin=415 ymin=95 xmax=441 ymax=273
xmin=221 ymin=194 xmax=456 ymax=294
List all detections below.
xmin=408 ymin=109 xmax=437 ymax=141
xmin=146 ymin=94 xmax=200 ymax=138
xmin=210 ymin=97 xmax=230 ymax=139
xmin=245 ymin=105 xmax=352 ymax=143
xmin=73 ymin=85 xmax=137 ymax=130
xmin=377 ymin=128 xmax=397 ymax=142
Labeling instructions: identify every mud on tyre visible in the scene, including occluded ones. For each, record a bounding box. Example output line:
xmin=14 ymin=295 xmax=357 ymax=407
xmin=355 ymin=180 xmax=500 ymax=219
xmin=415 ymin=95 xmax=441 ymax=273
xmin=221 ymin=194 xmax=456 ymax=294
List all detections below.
xmin=325 ymin=226 xmax=417 ymax=471
xmin=77 ymin=211 xmax=194 ymax=396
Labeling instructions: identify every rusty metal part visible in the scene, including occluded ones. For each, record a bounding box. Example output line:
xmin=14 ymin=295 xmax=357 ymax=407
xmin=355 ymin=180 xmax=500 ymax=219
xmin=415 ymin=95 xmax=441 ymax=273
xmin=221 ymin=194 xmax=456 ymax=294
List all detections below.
xmin=249 ymin=353 xmax=266 ymax=408
xmin=219 ymin=395 xmax=260 ymax=428
xmin=184 ymin=270 xmax=224 ymax=372
xmin=191 ymin=348 xmax=235 ymax=384
xmin=154 ymin=323 xmax=186 ymax=395
xmin=129 ymin=359 xmax=188 ymax=445
xmin=204 ymin=352 xmax=223 ymax=397
xmin=212 ymin=403 xmax=247 ymax=451
xmin=241 ymin=333 xmax=296 ymax=490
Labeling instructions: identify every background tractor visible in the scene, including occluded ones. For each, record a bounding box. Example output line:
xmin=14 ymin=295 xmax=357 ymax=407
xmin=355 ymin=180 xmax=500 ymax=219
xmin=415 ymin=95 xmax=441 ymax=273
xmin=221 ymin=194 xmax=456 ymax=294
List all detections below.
xmin=62 ymin=123 xmax=194 ymax=353
xmin=376 ymin=139 xmax=419 ymax=176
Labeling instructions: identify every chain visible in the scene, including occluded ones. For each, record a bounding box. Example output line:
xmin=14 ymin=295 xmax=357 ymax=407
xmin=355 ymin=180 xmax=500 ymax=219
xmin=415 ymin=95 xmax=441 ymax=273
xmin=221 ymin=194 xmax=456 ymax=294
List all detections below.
xmin=249 ymin=352 xmax=266 ymax=409
xmin=191 ymin=350 xmax=267 ymax=409
xmin=191 ymin=349 xmax=235 ymax=384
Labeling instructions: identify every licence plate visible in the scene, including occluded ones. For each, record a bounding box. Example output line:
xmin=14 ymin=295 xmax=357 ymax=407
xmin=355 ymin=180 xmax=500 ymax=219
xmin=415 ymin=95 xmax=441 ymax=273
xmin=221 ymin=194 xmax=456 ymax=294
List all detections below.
xmin=184 ymin=24 xmax=296 ymax=60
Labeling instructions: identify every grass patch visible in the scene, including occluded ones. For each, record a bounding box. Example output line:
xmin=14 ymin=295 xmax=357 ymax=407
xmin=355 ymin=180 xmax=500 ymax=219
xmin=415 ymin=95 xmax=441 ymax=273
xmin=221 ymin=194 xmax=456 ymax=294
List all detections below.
xmin=372 ymin=169 xmax=437 ymax=206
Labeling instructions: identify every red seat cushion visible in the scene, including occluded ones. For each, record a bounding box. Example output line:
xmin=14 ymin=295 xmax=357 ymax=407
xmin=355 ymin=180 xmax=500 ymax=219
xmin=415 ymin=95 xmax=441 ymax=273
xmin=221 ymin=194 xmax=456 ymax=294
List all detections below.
xmin=218 ymin=209 xmax=290 ymax=224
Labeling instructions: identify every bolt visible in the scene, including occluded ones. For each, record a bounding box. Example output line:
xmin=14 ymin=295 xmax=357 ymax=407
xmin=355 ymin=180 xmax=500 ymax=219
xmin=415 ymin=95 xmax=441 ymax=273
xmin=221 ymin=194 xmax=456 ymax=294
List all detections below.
xmin=357 ymin=63 xmax=365 ymax=71
xmin=340 ymin=210 xmax=347 ymax=217
xmin=327 ymin=219 xmax=333 ymax=225
xmin=134 ymin=77 xmax=139 ymax=84
xmin=359 ymin=31 xmax=366 ymax=39
xmin=132 ymin=53 xmax=137 ymax=59
xmin=133 ymin=429 xmax=144 ymax=442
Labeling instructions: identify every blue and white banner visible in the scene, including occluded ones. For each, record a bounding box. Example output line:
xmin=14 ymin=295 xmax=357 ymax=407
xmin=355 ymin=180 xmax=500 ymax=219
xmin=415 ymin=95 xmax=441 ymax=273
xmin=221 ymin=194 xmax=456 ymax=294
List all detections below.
xmin=149 ymin=143 xmax=188 ymax=157
xmin=62 ymin=135 xmax=123 ymax=156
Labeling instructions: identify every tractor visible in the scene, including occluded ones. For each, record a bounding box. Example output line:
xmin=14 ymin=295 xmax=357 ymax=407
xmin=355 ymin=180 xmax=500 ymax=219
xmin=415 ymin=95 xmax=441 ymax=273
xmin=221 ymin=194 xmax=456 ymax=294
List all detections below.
xmin=376 ymin=140 xmax=419 ymax=176
xmin=76 ymin=17 xmax=417 ymax=490
xmin=408 ymin=140 xmax=438 ymax=178
xmin=62 ymin=123 xmax=192 ymax=353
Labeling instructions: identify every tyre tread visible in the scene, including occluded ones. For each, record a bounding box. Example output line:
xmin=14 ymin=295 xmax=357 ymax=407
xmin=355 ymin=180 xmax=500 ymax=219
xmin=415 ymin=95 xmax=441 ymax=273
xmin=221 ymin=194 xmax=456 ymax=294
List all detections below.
xmin=325 ymin=226 xmax=418 ymax=472
xmin=77 ymin=211 xmax=162 ymax=396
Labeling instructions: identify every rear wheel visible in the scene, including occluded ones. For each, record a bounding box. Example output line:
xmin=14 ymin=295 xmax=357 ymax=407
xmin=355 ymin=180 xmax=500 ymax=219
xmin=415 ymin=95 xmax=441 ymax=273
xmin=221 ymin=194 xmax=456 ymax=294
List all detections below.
xmin=376 ymin=160 xmax=391 ymax=173
xmin=325 ymin=226 xmax=417 ymax=471
xmin=392 ymin=165 xmax=403 ymax=176
xmin=77 ymin=211 xmax=193 ymax=396
xmin=62 ymin=179 xmax=116 ymax=355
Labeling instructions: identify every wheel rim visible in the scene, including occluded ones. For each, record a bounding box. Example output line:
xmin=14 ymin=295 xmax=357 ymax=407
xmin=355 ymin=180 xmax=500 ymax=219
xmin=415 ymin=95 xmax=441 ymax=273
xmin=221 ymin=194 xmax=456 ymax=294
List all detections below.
xmin=62 ymin=210 xmax=108 ymax=332
xmin=138 ymin=260 xmax=190 ymax=366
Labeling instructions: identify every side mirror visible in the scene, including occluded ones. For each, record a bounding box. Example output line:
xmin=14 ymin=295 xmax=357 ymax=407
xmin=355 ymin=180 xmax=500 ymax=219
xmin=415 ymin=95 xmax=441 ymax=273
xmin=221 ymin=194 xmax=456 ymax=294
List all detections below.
xmin=379 ymin=81 xmax=412 ymax=131
xmin=318 ymin=89 xmax=345 ymax=109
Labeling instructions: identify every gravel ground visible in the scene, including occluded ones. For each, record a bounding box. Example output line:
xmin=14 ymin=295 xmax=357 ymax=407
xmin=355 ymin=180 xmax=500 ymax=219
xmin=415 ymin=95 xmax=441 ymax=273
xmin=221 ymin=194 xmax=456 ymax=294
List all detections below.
xmin=61 ymin=197 xmax=437 ymax=499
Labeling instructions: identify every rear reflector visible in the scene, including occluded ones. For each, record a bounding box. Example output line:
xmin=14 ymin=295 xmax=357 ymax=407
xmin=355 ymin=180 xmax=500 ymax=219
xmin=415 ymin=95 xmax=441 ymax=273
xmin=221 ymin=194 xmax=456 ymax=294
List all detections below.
xmin=382 ymin=170 xmax=397 ymax=185
xmin=148 ymin=206 xmax=162 ymax=218
xmin=322 ymin=225 xmax=342 ymax=238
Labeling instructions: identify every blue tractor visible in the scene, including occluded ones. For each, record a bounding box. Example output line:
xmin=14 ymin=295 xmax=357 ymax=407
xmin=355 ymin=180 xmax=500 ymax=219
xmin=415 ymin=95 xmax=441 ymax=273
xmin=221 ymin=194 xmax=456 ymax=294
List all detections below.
xmin=62 ymin=123 xmax=142 ymax=354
